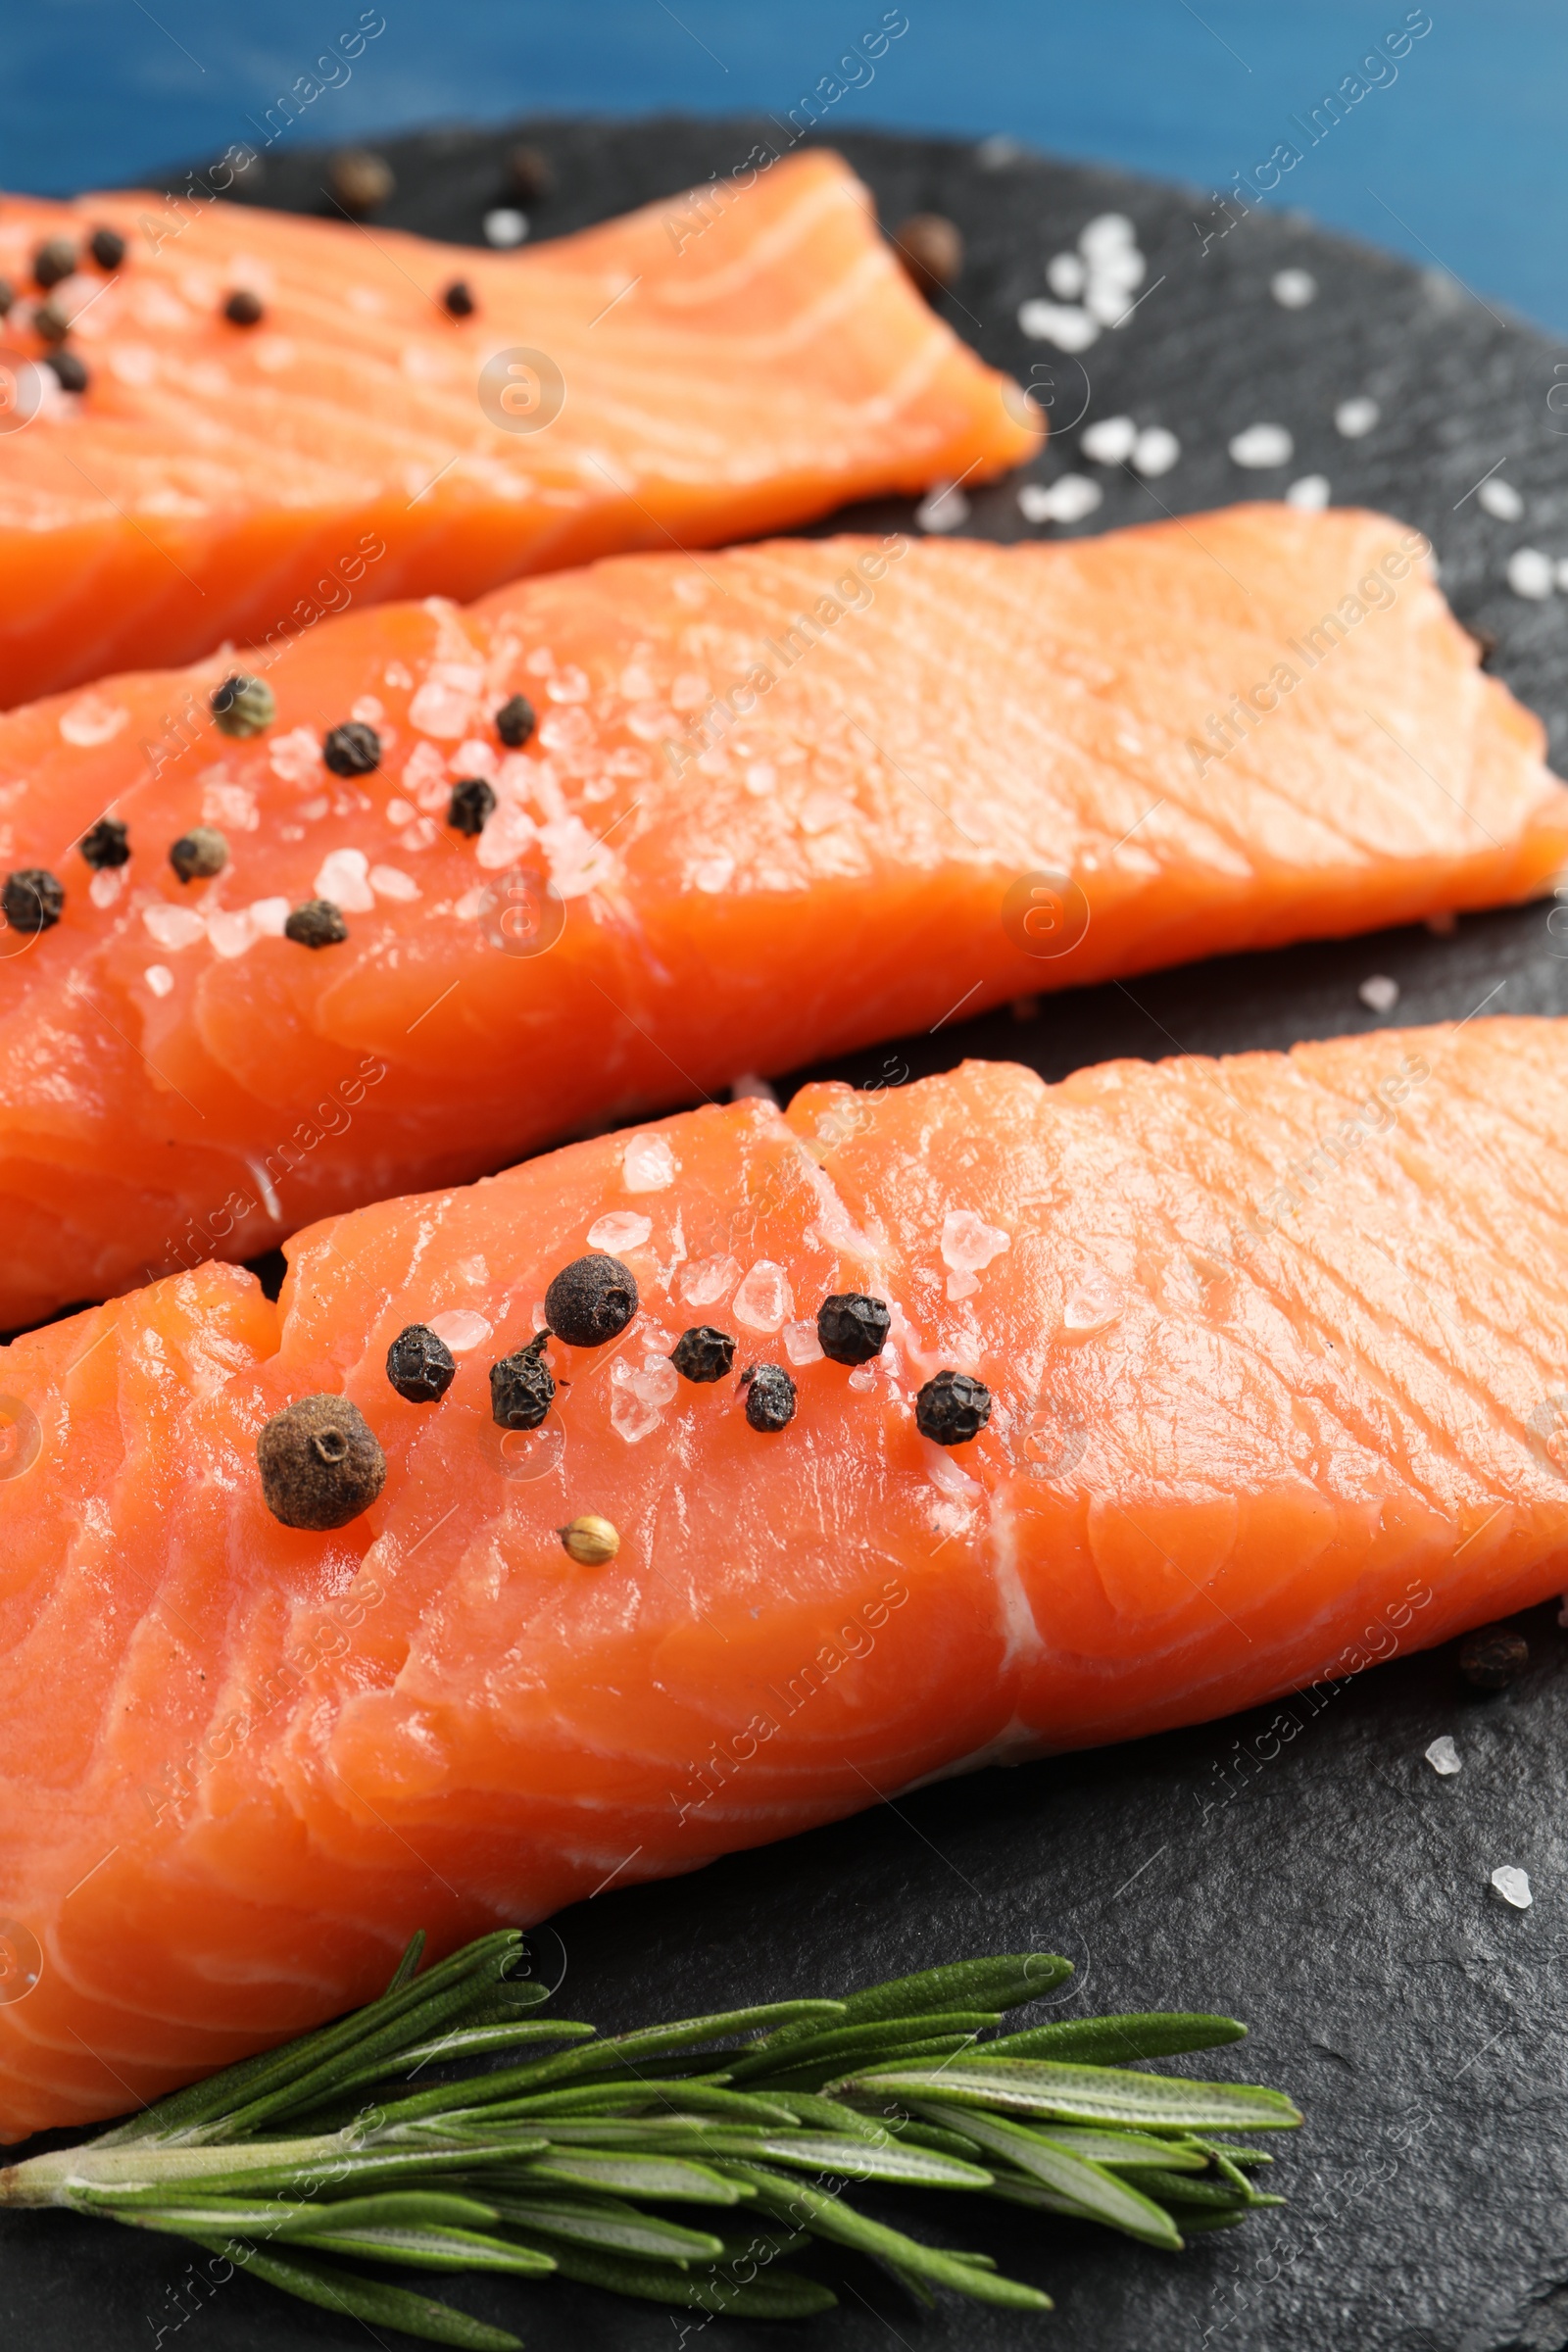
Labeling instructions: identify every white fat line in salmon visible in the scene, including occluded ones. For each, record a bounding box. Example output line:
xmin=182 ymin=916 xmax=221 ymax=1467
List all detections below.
xmin=668 ymin=1579 xmax=910 ymax=1827
xmin=139 ymin=534 xmax=388 ymax=783
xmin=1188 ymin=530 xmax=1432 ymax=779
xmin=662 ymin=10 xmax=910 ymax=256
xmin=143 ymin=1054 xmax=387 ymax=1285
xmin=1192 ymin=1578 xmax=1435 ymax=1830
xmin=1190 ymin=8 xmax=1433 ymax=255
xmin=664 ymin=535 xmax=910 ymax=780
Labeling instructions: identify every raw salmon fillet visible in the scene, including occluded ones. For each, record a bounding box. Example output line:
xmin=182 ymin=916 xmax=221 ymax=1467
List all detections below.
xmin=0 ymin=1016 xmax=1565 ymax=2136
xmin=0 ymin=152 xmax=1038 ymax=705
xmin=0 ymin=505 xmax=1561 ymax=1331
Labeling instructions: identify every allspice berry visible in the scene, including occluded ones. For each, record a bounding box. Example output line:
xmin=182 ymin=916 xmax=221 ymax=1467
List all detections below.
xmin=258 ymin=1394 xmax=386 ymax=1530
xmin=169 ymin=826 xmax=228 ymax=884
xmin=490 ymin=1331 xmax=556 ymax=1430
xmin=560 ymin=1515 xmax=619 ymax=1566
xmin=544 ymin=1255 xmax=638 ymax=1348
xmin=328 ymin=148 xmax=395 ymax=218
xmin=892 ymin=213 xmax=963 ymax=301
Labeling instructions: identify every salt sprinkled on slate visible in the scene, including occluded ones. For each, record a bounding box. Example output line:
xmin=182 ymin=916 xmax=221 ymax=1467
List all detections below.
xmin=1018 ymin=475 xmax=1103 ymax=525
xmin=1131 ymin=424 xmax=1180 ymax=478
xmin=1082 ymin=415 xmax=1137 ymax=465
xmin=916 ymin=481 xmax=969 ymax=533
xmin=483 ymin=209 xmax=528 ymax=246
xmin=1287 ymin=474 xmax=1331 ymax=511
xmin=1336 ymin=395 xmax=1381 ymax=438
xmin=1018 ymin=297 xmax=1100 ymax=351
xmin=1426 ymin=1736 xmax=1462 ymax=1776
xmin=1491 ymin=1866 xmax=1533 ymax=1910
xmin=1047 ymin=252 xmax=1086 ymax=297
xmin=1359 ymin=974 xmax=1400 ymax=1014
xmin=1507 ymin=549 xmax=1554 ymax=600
xmin=1230 ymin=421 xmax=1295 ymax=468
xmin=1271 ymin=267 xmax=1317 ymax=308
xmin=1479 ymin=477 xmax=1524 ymax=521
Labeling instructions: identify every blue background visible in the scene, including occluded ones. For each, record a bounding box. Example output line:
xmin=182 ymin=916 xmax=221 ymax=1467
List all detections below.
xmin=10 ymin=3 xmax=1565 ymax=334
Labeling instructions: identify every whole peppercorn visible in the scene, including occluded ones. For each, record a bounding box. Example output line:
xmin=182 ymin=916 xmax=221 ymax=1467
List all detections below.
xmin=31 ymin=236 xmax=77 ymax=292
xmin=285 ymin=899 xmax=349 ymax=949
xmin=257 ymin=1394 xmax=386 ymax=1531
xmin=1458 ymin=1627 xmax=1529 ymax=1692
xmin=491 ymin=1331 xmax=556 ymax=1430
xmin=560 ymin=1514 xmax=619 ymax=1565
xmin=447 ymin=777 xmax=497 ymax=837
xmin=79 ymin=817 xmax=130 ymax=870
xmin=441 ymin=278 xmax=476 ymax=319
xmin=328 ymin=147 xmax=395 ymax=218
xmin=223 ymin=288 xmax=265 ymax=327
xmin=385 ymin=1323 xmax=457 ymax=1404
xmin=742 ymin=1362 xmax=797 ymax=1433
xmin=915 ymin=1368 xmax=993 ymax=1446
xmin=88 ymin=226 xmax=126 ymax=271
xmin=210 ymin=673 xmax=276 ymax=738
xmin=817 ymin=1293 xmax=892 ymax=1366
xmin=891 ymin=213 xmax=964 ymax=302
xmin=671 ymin=1326 xmax=735 ymax=1384
xmin=322 ymin=720 xmax=381 ymax=776
xmin=32 ymin=302 xmax=72 ymax=347
xmin=507 ymin=144 xmax=556 ymax=203
xmin=169 ymin=825 xmax=228 ymax=884
xmin=545 ymin=1254 xmax=639 ymax=1348
xmin=495 ymin=694 xmax=536 ymax=749
xmin=44 ymin=351 xmax=89 ymax=394
xmin=1 ymin=868 xmax=64 ymax=934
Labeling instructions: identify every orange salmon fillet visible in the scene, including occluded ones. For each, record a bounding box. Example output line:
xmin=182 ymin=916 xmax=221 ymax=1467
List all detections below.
xmin=0 ymin=505 xmax=1560 ymax=1331
xmin=0 ymin=1016 xmax=1565 ymax=2135
xmin=0 ymin=152 xmax=1038 ymax=705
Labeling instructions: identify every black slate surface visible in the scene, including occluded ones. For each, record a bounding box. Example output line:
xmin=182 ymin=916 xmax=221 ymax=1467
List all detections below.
xmin=7 ymin=117 xmax=1568 ymax=2352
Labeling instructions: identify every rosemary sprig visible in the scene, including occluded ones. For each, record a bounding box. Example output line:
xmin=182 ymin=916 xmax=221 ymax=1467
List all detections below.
xmin=0 ymin=1931 xmax=1301 ymax=2344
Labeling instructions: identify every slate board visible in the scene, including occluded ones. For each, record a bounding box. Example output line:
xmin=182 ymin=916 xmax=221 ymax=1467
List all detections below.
xmin=7 ymin=118 xmax=1568 ymax=2352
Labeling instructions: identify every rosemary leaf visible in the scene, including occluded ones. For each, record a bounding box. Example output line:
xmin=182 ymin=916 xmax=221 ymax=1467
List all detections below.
xmin=835 ymin=2058 xmax=1303 ymax=2132
xmin=484 ymin=2191 xmax=727 ymax=2261
xmin=519 ymin=2151 xmax=752 ymax=2202
xmin=499 ymin=2227 xmax=840 ymax=2316
xmin=986 ymin=2012 xmax=1248 ymax=2062
xmin=906 ymin=2101 xmax=1182 ymax=2251
xmin=724 ymin=2010 xmax=1003 ymax=2082
xmin=182 ymin=2233 xmax=523 ymax=2350
xmin=1031 ymin=2127 xmax=1211 ymax=2172
xmin=385 ymin=1932 xmax=429 ymax=1994
xmin=284 ymin=2222 xmax=557 ymax=2275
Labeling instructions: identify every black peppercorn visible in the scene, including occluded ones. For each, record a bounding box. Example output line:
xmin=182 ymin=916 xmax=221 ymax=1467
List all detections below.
xmin=169 ymin=825 xmax=228 ymax=883
xmin=88 ymin=226 xmax=125 ymax=272
xmin=258 ymin=1394 xmax=386 ymax=1530
xmin=210 ymin=673 xmax=275 ymax=738
xmin=495 ymin=694 xmax=536 ymax=749
xmin=328 ymin=148 xmax=395 ymax=218
xmin=915 ymin=1368 xmax=992 ymax=1446
xmin=223 ymin=288 xmax=265 ymax=327
xmin=1458 ymin=1627 xmax=1529 ymax=1692
xmin=319 ymin=719 xmax=378 ymax=776
xmin=506 ymin=144 xmax=556 ymax=203
xmin=32 ymin=237 xmax=77 ymax=292
xmin=285 ymin=899 xmax=349 ymax=949
xmin=447 ymin=777 xmax=496 ymax=836
xmin=44 ymin=351 xmax=89 ymax=395
xmin=386 ymin=1323 xmax=457 ymax=1404
xmin=671 ymin=1326 xmax=735 ymax=1383
xmin=741 ymin=1362 xmax=797 ymax=1432
xmin=322 ymin=720 xmax=381 ymax=776
xmin=441 ymin=278 xmax=476 ymax=318
xmin=32 ymin=302 xmax=71 ymax=347
xmin=545 ymin=1254 xmax=638 ymax=1348
xmin=79 ymin=817 xmax=129 ymax=870
xmin=490 ymin=1331 xmax=556 ymax=1430
xmin=817 ymin=1293 xmax=891 ymax=1366
xmin=2 ymin=869 xmax=64 ymax=934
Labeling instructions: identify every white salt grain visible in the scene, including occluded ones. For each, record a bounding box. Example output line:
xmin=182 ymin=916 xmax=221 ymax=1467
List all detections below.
xmin=1082 ymin=415 xmax=1138 ymax=466
xmin=622 ymin=1132 xmax=676 ymax=1192
xmin=1478 ymin=477 xmax=1524 ymax=521
xmin=1079 ymin=213 xmax=1135 ymax=257
xmin=1491 ymin=1865 xmax=1533 ymax=1910
xmin=427 ymin=1309 xmax=492 ymax=1353
xmin=1229 ymin=422 xmax=1294 ymax=469
xmin=1425 ymin=1736 xmax=1461 ymax=1776
xmin=782 ymin=1318 xmax=824 ymax=1365
xmin=730 ymin=1072 xmax=779 ymax=1104
xmin=1132 ymin=425 xmax=1180 ymax=478
xmin=1358 ymin=974 xmax=1400 ymax=1014
xmin=1286 ymin=473 xmax=1331 ymax=512
xmin=144 ymin=964 xmax=174 ymax=998
xmin=1507 ymin=548 xmax=1555 ymax=601
xmin=587 ymin=1211 xmax=653 ymax=1253
xmin=1017 ymin=474 xmax=1103 ymax=525
xmin=1271 ymin=268 xmax=1317 ymax=310
xmin=1335 ymin=396 xmax=1380 ymax=439
xmin=916 ymin=481 xmax=970 ymax=533
xmin=1047 ymin=252 xmax=1087 ymax=299
xmin=483 ymin=209 xmax=528 ymax=247
xmin=1017 ymin=299 xmax=1100 ymax=351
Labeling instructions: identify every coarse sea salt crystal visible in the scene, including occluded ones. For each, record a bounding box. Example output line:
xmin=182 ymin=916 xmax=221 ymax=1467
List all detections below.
xmin=484 ymin=208 xmax=528 ymax=246
xmin=427 ymin=1309 xmax=492 ymax=1353
xmin=1335 ymin=396 xmax=1380 ymax=439
xmin=1060 ymin=1275 xmax=1124 ymax=1338
xmin=315 ymin=846 xmax=376 ymax=911
xmin=1132 ymin=424 xmax=1180 ymax=478
xmin=1230 ymin=422 xmax=1294 ymax=469
xmin=144 ymin=903 xmax=206 ymax=952
xmin=270 ymin=726 xmax=320 ymax=784
xmin=917 ymin=482 xmax=970 ymax=533
xmin=1082 ymin=415 xmax=1137 ymax=466
xmin=1507 ymin=548 xmax=1554 ymax=600
xmin=1359 ymin=973 xmax=1400 ymax=1014
xmin=1491 ymin=1865 xmax=1533 ymax=1909
xmin=783 ymin=1318 xmax=824 ymax=1366
xmin=733 ymin=1259 xmax=793 ymax=1332
xmin=942 ymin=1208 xmax=1011 ymax=1274
xmin=588 ymin=1210 xmax=653 ymax=1253
xmin=610 ymin=1354 xmax=679 ymax=1442
xmin=1286 ymin=474 xmax=1331 ymax=512
xmin=1425 ymin=1736 xmax=1461 ymax=1776
xmin=1479 ymin=477 xmax=1524 ymax=521
xmin=681 ymin=1253 xmax=740 ymax=1307
xmin=144 ymin=964 xmax=174 ymax=997
xmin=1080 ymin=212 xmax=1135 ymax=256
xmin=59 ymin=693 xmax=128 ymax=748
xmin=88 ymin=867 xmax=124 ymax=908
xmin=1047 ymin=252 xmax=1086 ymax=298
xmin=207 ymin=908 xmax=255 ymax=959
xmin=370 ymin=864 xmax=420 ymax=902
xmin=1017 ymin=298 xmax=1100 ymax=351
xmin=623 ymin=1132 xmax=676 ymax=1192
xmin=1271 ymin=268 xmax=1317 ymax=309
xmin=249 ymin=897 xmax=289 ymax=936
xmin=1018 ymin=474 xmax=1103 ymax=525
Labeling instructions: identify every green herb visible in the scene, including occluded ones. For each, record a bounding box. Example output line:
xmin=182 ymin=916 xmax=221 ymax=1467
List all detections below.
xmin=0 ymin=1931 xmax=1300 ymax=2344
